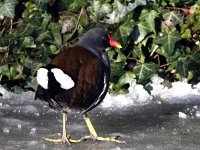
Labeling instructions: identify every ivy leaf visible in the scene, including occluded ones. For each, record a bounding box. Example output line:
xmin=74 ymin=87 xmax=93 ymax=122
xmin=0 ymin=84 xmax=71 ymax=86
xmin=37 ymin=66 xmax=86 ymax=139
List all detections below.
xmin=132 ymin=10 xmax=158 ymax=44
xmin=190 ymin=52 xmax=200 ymax=64
xmin=0 ymin=36 xmax=10 ymax=46
xmin=48 ymin=45 xmax=58 ymax=54
xmin=180 ymin=24 xmax=192 ymax=39
xmin=175 ymin=57 xmax=190 ymax=79
xmin=106 ymin=0 xmax=146 ymax=23
xmin=134 ymin=62 xmax=159 ymax=83
xmin=114 ymin=15 xmax=135 ymax=45
xmin=24 ymin=58 xmax=33 ymax=69
xmin=66 ymin=0 xmax=87 ymax=12
xmin=106 ymin=55 xmax=126 ymax=85
xmin=24 ymin=76 xmax=38 ymax=90
xmin=34 ymin=0 xmax=50 ymax=5
xmin=0 ymin=0 xmax=17 ymax=19
xmin=48 ymin=22 xmax=62 ymax=46
xmin=110 ymin=71 xmax=135 ymax=94
xmin=59 ymin=12 xmax=77 ymax=34
xmin=41 ymin=13 xmax=52 ymax=29
xmin=0 ymin=64 xmax=9 ymax=77
xmin=35 ymin=30 xmax=52 ymax=43
xmin=169 ymin=51 xmax=200 ymax=80
xmin=12 ymin=19 xmax=40 ymax=37
xmin=79 ymin=8 xmax=89 ymax=27
xmin=117 ymin=0 xmax=146 ymax=17
xmin=19 ymin=36 xmax=36 ymax=50
xmin=110 ymin=61 xmax=125 ymax=83
xmin=9 ymin=65 xmax=16 ymax=79
xmin=154 ymin=30 xmax=181 ymax=56
xmin=117 ymin=71 xmax=135 ymax=87
xmin=133 ymin=45 xmax=145 ymax=63
xmin=162 ymin=10 xmax=183 ymax=32
xmin=91 ymin=1 xmax=112 ymax=20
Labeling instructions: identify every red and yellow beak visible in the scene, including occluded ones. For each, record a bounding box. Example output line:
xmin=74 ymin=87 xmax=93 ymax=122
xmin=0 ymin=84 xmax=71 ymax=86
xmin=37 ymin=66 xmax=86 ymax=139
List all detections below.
xmin=108 ymin=34 xmax=122 ymax=49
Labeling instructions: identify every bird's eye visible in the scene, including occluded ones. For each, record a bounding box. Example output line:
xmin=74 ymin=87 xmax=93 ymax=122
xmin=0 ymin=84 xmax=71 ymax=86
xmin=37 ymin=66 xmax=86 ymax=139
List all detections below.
xmin=102 ymin=36 xmax=107 ymax=41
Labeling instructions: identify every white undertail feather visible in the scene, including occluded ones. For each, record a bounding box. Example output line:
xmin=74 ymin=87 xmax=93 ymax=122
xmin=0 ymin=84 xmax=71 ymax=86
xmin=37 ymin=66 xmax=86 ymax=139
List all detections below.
xmin=37 ymin=68 xmax=48 ymax=89
xmin=51 ymin=68 xmax=75 ymax=90
xmin=95 ymin=73 xmax=107 ymax=105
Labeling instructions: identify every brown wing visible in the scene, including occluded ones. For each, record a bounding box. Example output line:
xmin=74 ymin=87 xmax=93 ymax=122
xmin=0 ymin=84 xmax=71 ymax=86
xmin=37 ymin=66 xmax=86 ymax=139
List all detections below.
xmin=50 ymin=46 xmax=105 ymax=111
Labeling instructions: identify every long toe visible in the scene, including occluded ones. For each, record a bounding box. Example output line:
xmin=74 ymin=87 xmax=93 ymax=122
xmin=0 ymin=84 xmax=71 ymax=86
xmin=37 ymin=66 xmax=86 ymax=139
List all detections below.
xmin=95 ymin=136 xmax=126 ymax=143
xmin=79 ymin=135 xmax=126 ymax=143
xmin=44 ymin=137 xmax=71 ymax=145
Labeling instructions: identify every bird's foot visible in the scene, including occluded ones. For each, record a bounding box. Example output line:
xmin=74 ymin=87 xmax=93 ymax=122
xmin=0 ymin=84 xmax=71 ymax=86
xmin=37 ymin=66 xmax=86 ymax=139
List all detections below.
xmin=80 ymin=135 xmax=126 ymax=143
xmin=44 ymin=136 xmax=82 ymax=145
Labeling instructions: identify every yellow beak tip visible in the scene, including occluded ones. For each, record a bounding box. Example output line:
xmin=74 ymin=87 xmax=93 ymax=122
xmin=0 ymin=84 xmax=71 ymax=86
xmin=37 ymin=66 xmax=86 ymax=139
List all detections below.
xmin=116 ymin=45 xmax=122 ymax=49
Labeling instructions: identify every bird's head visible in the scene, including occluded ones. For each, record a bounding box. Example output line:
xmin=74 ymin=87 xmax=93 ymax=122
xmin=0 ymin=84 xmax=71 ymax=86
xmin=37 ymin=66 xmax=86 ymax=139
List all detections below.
xmin=78 ymin=28 xmax=122 ymax=52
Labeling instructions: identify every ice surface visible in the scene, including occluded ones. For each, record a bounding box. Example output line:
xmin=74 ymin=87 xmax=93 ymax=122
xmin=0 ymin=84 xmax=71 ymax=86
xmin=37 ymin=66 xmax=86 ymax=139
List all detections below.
xmin=1 ymin=76 xmax=200 ymax=149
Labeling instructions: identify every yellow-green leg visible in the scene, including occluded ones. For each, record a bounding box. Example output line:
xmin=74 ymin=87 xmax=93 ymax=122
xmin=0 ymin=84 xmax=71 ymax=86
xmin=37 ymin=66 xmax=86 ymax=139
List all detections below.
xmin=45 ymin=112 xmax=82 ymax=144
xmin=80 ymin=113 xmax=126 ymax=143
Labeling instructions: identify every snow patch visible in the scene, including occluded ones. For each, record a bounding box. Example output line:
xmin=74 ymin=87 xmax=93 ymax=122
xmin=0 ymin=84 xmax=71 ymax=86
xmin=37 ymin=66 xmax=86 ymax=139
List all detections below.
xmin=196 ymin=111 xmax=200 ymax=117
xmin=101 ymin=75 xmax=200 ymax=110
xmin=0 ymin=85 xmax=13 ymax=99
xmin=150 ymin=75 xmax=200 ymax=104
xmin=3 ymin=127 xmax=10 ymax=134
xmin=30 ymin=128 xmax=36 ymax=136
xmin=178 ymin=112 xmax=187 ymax=119
xmin=101 ymin=80 xmax=152 ymax=109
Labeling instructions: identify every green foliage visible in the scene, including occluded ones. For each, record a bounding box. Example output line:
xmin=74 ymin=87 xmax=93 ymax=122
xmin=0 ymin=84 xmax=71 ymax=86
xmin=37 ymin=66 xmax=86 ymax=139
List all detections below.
xmin=155 ymin=31 xmax=181 ymax=56
xmin=0 ymin=0 xmax=200 ymax=94
xmin=134 ymin=62 xmax=160 ymax=83
xmin=0 ymin=0 xmax=17 ymax=19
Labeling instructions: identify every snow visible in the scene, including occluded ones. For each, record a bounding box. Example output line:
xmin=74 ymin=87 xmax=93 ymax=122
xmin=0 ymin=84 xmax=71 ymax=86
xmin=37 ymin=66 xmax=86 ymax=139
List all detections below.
xmin=196 ymin=111 xmax=200 ymax=117
xmin=150 ymin=75 xmax=200 ymax=104
xmin=101 ymin=82 xmax=152 ymax=109
xmin=178 ymin=112 xmax=187 ymax=119
xmin=101 ymin=75 xmax=200 ymax=110
xmin=30 ymin=128 xmax=37 ymax=136
xmin=1 ymin=75 xmax=200 ymax=109
xmin=3 ymin=127 xmax=10 ymax=134
xmin=0 ymin=85 xmax=13 ymax=99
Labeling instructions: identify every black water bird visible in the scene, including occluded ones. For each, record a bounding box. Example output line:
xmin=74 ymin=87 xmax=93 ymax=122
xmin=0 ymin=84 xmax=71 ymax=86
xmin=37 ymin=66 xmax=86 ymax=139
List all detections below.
xmin=35 ymin=28 xmax=124 ymax=144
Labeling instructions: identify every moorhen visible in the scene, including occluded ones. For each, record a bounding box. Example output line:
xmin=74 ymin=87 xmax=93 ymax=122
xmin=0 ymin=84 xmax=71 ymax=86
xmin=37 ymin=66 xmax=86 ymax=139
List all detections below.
xmin=35 ymin=28 xmax=124 ymax=144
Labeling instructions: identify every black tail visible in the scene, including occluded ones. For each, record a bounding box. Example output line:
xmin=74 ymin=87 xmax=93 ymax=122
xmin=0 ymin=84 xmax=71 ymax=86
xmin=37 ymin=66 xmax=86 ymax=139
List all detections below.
xmin=35 ymin=85 xmax=48 ymax=101
xmin=35 ymin=85 xmax=62 ymax=110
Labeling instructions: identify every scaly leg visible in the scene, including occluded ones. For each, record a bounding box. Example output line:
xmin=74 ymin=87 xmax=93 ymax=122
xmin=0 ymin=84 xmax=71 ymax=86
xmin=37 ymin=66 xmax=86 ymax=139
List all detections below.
xmin=80 ymin=113 xmax=125 ymax=143
xmin=45 ymin=112 xmax=82 ymax=144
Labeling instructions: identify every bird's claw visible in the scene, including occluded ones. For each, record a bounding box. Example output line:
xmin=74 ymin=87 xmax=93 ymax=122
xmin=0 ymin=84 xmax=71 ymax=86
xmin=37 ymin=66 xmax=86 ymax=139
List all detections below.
xmin=79 ymin=135 xmax=126 ymax=143
xmin=44 ymin=136 xmax=82 ymax=145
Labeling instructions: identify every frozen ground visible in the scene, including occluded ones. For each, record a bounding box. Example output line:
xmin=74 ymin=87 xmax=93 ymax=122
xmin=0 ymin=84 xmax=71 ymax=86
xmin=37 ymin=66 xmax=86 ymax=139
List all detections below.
xmin=1 ymin=76 xmax=200 ymax=150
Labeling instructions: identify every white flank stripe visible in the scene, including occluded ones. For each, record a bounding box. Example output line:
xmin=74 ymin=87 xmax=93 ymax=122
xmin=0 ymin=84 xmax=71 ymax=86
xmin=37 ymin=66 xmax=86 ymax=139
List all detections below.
xmin=51 ymin=68 xmax=75 ymax=90
xmin=95 ymin=73 xmax=107 ymax=105
xmin=36 ymin=68 xmax=49 ymax=89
